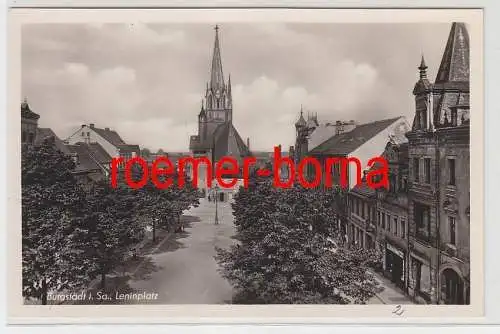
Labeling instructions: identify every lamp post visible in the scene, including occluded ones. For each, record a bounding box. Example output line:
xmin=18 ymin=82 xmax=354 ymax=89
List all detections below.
xmin=214 ymin=184 xmax=219 ymax=225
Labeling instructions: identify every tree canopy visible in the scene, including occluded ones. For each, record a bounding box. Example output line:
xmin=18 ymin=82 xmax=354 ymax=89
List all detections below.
xmin=216 ymin=180 xmax=381 ymax=304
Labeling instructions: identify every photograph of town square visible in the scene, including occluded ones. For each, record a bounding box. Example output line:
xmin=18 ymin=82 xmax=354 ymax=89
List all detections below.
xmin=21 ymin=21 xmax=470 ymax=305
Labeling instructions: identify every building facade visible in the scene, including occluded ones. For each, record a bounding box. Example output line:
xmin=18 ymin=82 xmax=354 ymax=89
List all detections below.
xmin=406 ymin=22 xmax=470 ymax=305
xmin=343 ymin=22 xmax=471 ymax=305
xmin=65 ymin=123 xmax=140 ymax=165
xmin=21 ymin=98 xmax=40 ymax=147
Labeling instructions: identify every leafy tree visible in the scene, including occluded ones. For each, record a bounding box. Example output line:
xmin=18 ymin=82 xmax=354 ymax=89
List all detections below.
xmin=216 ymin=180 xmax=380 ymax=304
xmin=22 ymin=139 xmax=91 ymax=304
xmin=83 ymin=180 xmax=144 ymax=288
xmin=140 ymin=148 xmax=152 ymax=158
xmin=120 ymin=163 xmax=201 ymax=241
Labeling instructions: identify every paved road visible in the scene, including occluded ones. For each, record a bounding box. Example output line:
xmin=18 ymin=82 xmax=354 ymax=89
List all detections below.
xmin=127 ymin=198 xmax=236 ymax=304
xmin=121 ymin=197 xmax=411 ymax=305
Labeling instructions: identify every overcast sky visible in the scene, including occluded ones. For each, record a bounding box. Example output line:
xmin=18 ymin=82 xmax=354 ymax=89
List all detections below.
xmin=22 ymin=23 xmax=452 ymax=152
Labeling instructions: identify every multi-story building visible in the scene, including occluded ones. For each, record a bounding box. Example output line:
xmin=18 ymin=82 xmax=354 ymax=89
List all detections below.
xmin=65 ymin=123 xmax=140 ymax=164
xmin=308 ymin=116 xmax=410 ymax=189
xmin=374 ymin=140 xmax=410 ymax=290
xmin=406 ymin=22 xmax=470 ymax=305
xmin=21 ymin=98 xmax=40 ymax=147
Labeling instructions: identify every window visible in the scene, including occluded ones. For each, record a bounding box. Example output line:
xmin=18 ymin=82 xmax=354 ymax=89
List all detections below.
xmin=449 ymin=216 xmax=456 ymax=245
xmin=448 ymin=158 xmax=456 ymax=186
xmin=87 ymin=132 xmax=90 ymax=136
xmin=394 ymin=217 xmax=398 ymax=235
xmin=28 ymin=132 xmax=34 ymax=144
xmin=82 ymin=132 xmax=85 ymax=136
xmin=413 ymin=158 xmax=420 ymax=182
xmin=401 ymin=219 xmax=406 ymax=238
xmin=415 ymin=202 xmax=431 ymax=241
xmin=22 ymin=131 xmax=27 ymax=143
xmin=424 ymin=158 xmax=431 ymax=183
xmin=387 ymin=214 xmax=391 ymax=232
xmin=383 ymin=213 xmax=386 ymax=229
xmin=378 ymin=211 xmax=381 ymax=226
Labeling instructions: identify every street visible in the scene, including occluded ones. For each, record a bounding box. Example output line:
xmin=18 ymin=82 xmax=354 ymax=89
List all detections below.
xmin=126 ymin=197 xmax=236 ymax=304
xmin=105 ymin=197 xmax=412 ymax=305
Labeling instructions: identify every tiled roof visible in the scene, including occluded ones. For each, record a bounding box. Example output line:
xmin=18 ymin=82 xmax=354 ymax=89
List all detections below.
xmin=435 ymin=22 xmax=469 ymax=84
xmin=66 ymin=143 xmax=102 ymax=173
xmin=92 ymin=127 xmax=126 ymax=146
xmin=34 ymin=128 xmax=71 ymax=155
xmin=310 ymin=117 xmax=402 ymax=156
xmin=351 ymin=182 xmax=376 ymax=198
xmin=88 ymin=142 xmax=112 ymax=163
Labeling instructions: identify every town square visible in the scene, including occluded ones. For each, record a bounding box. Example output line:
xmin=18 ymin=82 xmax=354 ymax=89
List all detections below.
xmin=21 ymin=21 xmax=470 ymax=306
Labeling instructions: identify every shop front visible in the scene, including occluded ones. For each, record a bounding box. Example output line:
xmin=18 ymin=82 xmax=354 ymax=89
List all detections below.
xmin=384 ymin=243 xmax=406 ymax=289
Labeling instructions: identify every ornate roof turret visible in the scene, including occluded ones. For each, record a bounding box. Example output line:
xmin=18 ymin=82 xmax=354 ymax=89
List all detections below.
xmin=413 ymin=54 xmax=432 ymax=94
xmin=21 ymin=97 xmax=40 ymax=120
xmin=295 ymin=108 xmax=306 ymax=128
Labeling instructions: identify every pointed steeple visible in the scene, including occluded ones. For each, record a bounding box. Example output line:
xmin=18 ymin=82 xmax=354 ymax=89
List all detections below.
xmin=419 ymin=54 xmax=428 ymax=79
xmin=435 ymin=22 xmax=470 ymax=83
xmin=210 ymin=24 xmax=225 ymax=92
xmin=199 ymin=99 xmax=206 ymax=118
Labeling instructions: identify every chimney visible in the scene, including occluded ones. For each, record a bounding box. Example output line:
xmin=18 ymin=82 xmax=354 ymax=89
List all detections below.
xmin=246 ymin=137 xmax=250 ymax=150
xmin=89 ymin=123 xmax=95 ymax=128
xmin=81 ymin=124 xmax=86 ymax=128
xmin=105 ymin=127 xmax=110 ymax=131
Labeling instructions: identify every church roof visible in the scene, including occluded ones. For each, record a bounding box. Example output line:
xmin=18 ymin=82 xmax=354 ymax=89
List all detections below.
xmin=310 ymin=117 xmax=402 ymax=156
xmin=435 ymin=22 xmax=470 ymax=84
xmin=212 ymin=122 xmax=250 ymax=161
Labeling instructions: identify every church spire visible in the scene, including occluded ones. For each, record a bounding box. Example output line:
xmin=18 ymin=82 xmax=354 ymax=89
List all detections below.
xmin=435 ymin=22 xmax=470 ymax=83
xmin=419 ymin=54 xmax=428 ymax=80
xmin=210 ymin=24 xmax=225 ymax=92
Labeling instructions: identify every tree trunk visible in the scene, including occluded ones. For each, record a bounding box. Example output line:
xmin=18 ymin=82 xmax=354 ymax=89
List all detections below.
xmin=41 ymin=279 xmax=48 ymax=305
xmin=152 ymin=220 xmax=156 ymax=242
xmin=101 ymin=271 xmax=106 ymax=289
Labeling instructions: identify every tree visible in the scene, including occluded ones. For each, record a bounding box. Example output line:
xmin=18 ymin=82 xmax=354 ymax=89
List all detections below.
xmin=216 ymin=180 xmax=380 ymax=304
xmin=22 ymin=139 xmax=91 ymax=304
xmin=156 ymin=148 xmax=165 ymax=156
xmin=83 ymin=179 xmax=144 ymax=288
xmin=121 ymin=163 xmax=201 ymax=242
xmin=140 ymin=148 xmax=152 ymax=159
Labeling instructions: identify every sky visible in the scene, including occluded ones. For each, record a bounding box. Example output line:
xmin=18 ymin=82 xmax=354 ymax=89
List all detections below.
xmin=22 ymin=22 xmax=453 ymax=152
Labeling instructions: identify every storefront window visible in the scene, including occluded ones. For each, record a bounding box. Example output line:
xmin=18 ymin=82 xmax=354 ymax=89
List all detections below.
xmin=419 ymin=263 xmax=432 ymax=296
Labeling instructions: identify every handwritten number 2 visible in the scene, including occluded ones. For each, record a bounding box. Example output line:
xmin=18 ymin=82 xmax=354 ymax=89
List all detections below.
xmin=392 ymin=305 xmax=405 ymax=316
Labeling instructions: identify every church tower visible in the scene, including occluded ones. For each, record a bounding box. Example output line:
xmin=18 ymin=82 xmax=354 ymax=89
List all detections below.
xmin=204 ymin=25 xmax=232 ymax=124
xmin=189 ymin=25 xmax=249 ymax=161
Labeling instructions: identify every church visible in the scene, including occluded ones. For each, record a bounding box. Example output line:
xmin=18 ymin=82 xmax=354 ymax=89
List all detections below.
xmin=189 ymin=25 xmax=250 ymax=164
xmin=188 ymin=25 xmax=251 ymax=199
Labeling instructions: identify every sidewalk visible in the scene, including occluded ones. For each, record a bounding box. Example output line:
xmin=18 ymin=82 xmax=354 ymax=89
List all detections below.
xmin=369 ymin=270 xmax=414 ymax=304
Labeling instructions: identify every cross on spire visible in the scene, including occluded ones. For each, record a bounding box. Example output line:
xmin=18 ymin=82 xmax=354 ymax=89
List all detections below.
xmin=210 ymin=24 xmax=225 ymax=92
